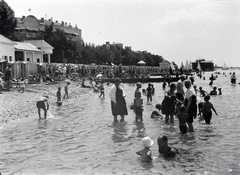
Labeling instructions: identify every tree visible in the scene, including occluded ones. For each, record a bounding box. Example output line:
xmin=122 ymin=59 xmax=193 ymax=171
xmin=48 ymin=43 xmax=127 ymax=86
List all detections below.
xmin=0 ymin=0 xmax=17 ymax=38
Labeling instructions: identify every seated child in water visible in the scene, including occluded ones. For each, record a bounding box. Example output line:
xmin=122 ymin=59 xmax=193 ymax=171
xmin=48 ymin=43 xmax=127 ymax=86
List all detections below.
xmin=157 ymin=136 xmax=178 ymax=157
xmin=150 ymin=104 xmax=162 ymax=118
xmin=202 ymin=95 xmax=218 ymax=124
xmin=134 ymin=91 xmax=143 ymax=122
xmin=218 ymin=88 xmax=222 ymax=95
xmin=136 ymin=137 xmax=154 ymax=162
xmin=177 ymin=106 xmax=188 ymax=134
xmin=209 ymin=87 xmax=217 ymax=96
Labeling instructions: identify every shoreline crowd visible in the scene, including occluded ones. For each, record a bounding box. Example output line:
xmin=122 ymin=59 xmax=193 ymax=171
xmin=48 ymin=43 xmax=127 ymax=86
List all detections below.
xmin=0 ymin=61 xmax=237 ymax=163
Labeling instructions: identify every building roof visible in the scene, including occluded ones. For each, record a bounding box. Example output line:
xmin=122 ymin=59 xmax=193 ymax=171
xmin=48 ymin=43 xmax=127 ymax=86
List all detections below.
xmin=0 ymin=34 xmax=16 ymax=45
xmin=14 ymin=42 xmax=42 ymax=52
xmin=24 ymin=40 xmax=54 ymax=49
xmin=16 ymin=15 xmax=81 ymax=35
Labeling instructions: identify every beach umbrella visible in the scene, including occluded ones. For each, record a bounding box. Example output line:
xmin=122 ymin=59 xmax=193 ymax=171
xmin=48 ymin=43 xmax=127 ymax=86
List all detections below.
xmin=137 ymin=60 xmax=146 ymax=65
xmin=96 ymin=73 xmax=103 ymax=78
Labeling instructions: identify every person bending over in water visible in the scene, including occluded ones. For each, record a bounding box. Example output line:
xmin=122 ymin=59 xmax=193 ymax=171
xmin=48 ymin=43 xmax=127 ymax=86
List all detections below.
xmin=36 ymin=96 xmax=49 ymax=119
xmin=136 ymin=137 xmax=154 ymax=162
xmin=81 ymin=79 xmax=92 ymax=88
xmin=150 ymin=104 xmax=162 ymax=118
xmin=157 ymin=136 xmax=178 ymax=157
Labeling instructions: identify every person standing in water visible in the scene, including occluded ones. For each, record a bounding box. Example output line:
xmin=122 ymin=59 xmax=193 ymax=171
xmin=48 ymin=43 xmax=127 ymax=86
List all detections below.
xmin=184 ymin=80 xmax=197 ymax=132
xmin=201 ymin=95 xmax=218 ymax=124
xmin=134 ymin=91 xmax=143 ymax=122
xmin=63 ymin=81 xmax=70 ymax=99
xmin=109 ymin=77 xmax=128 ymax=122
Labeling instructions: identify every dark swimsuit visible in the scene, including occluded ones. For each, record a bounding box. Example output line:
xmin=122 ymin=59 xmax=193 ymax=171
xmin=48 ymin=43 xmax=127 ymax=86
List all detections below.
xmin=36 ymin=101 xmax=46 ymax=110
xmin=203 ymin=111 xmax=212 ymax=124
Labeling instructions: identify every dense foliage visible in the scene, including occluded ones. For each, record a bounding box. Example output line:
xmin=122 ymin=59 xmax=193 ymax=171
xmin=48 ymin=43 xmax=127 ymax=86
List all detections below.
xmin=42 ymin=24 xmax=164 ymax=66
xmin=0 ymin=0 xmax=17 ymax=38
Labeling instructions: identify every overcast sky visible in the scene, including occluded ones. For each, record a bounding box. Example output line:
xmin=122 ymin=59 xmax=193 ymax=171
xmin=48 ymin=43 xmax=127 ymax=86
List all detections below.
xmin=6 ymin=0 xmax=240 ymax=67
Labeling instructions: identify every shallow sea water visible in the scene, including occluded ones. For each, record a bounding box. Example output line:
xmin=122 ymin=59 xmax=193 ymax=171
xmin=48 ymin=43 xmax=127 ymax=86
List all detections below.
xmin=1 ymin=69 xmax=240 ymax=175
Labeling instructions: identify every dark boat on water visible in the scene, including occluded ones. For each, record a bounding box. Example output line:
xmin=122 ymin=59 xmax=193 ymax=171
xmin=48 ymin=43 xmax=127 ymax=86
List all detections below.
xmin=100 ymin=76 xmax=180 ymax=83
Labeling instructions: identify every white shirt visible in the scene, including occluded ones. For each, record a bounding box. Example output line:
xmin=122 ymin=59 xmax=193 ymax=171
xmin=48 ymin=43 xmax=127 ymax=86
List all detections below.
xmin=185 ymin=86 xmax=195 ymax=100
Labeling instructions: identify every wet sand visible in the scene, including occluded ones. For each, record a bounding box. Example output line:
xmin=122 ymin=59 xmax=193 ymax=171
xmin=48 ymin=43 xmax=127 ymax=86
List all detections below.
xmin=0 ymin=80 xmax=91 ymax=128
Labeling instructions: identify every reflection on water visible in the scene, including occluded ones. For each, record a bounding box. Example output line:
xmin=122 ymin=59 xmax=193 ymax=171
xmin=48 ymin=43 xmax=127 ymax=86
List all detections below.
xmin=1 ymin=70 xmax=240 ymax=174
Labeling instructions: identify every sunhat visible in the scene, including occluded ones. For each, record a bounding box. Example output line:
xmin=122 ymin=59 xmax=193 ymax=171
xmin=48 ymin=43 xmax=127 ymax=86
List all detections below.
xmin=136 ymin=82 xmax=142 ymax=88
xmin=142 ymin=137 xmax=154 ymax=147
xmin=40 ymin=95 xmax=49 ymax=101
xmin=114 ymin=77 xmax=122 ymax=83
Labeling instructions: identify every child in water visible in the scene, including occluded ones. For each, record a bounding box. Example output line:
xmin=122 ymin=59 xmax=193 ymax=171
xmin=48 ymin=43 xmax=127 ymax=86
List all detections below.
xmin=36 ymin=96 xmax=49 ymax=119
xmin=135 ymin=82 xmax=142 ymax=97
xmin=151 ymin=84 xmax=155 ymax=94
xmin=177 ymin=106 xmax=188 ymax=134
xmin=56 ymin=87 xmax=62 ymax=106
xmin=202 ymin=95 xmax=218 ymax=124
xmin=136 ymin=137 xmax=154 ymax=162
xmin=157 ymin=136 xmax=178 ymax=157
xmin=63 ymin=81 xmax=70 ymax=99
xmin=146 ymin=83 xmax=152 ymax=102
xmin=198 ymin=87 xmax=208 ymax=97
xmin=134 ymin=91 xmax=143 ymax=122
xmin=99 ymin=81 xmax=105 ymax=98
xmin=218 ymin=88 xmax=222 ymax=95
xmin=162 ymin=80 xmax=167 ymax=90
xmin=209 ymin=87 xmax=217 ymax=96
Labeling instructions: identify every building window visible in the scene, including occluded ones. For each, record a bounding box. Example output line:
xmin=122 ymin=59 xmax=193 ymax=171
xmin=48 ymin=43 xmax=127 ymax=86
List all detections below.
xmin=37 ymin=58 xmax=40 ymax=63
xmin=3 ymin=56 xmax=7 ymax=60
xmin=9 ymin=56 xmax=12 ymax=61
xmin=27 ymin=58 xmax=30 ymax=62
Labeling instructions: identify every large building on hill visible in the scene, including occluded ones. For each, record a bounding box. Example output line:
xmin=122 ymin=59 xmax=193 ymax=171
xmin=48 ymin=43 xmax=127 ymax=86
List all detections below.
xmin=15 ymin=15 xmax=82 ymax=42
